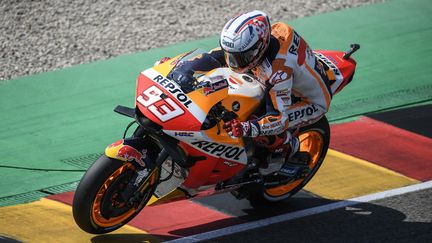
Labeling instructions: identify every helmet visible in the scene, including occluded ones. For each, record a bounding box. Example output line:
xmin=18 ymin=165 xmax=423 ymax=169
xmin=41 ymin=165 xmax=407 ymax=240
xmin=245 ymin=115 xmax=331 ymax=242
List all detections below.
xmin=220 ymin=10 xmax=271 ymax=73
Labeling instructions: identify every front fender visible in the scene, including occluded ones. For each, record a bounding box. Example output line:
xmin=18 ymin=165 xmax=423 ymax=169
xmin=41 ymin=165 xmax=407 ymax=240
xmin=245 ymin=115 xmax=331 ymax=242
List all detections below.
xmin=105 ymin=137 xmax=158 ymax=169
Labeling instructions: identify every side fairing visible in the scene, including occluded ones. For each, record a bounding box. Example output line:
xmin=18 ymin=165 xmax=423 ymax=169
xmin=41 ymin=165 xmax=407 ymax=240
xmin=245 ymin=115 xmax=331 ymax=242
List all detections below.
xmin=163 ymin=130 xmax=247 ymax=165
xmin=163 ymin=128 xmax=248 ymax=189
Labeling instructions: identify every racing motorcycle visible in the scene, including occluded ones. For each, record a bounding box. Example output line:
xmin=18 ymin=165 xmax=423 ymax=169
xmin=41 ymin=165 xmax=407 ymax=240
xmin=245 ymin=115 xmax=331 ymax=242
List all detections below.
xmin=73 ymin=44 xmax=360 ymax=234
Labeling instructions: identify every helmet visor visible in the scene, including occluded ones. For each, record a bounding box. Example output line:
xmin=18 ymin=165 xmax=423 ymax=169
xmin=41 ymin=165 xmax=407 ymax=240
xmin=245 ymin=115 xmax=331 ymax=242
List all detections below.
xmin=225 ymin=49 xmax=258 ymax=70
xmin=224 ymin=41 xmax=263 ymax=72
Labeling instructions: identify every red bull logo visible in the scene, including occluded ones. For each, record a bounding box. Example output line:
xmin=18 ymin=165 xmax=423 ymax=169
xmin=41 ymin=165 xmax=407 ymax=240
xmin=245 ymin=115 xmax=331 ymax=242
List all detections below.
xmin=116 ymin=145 xmax=147 ymax=167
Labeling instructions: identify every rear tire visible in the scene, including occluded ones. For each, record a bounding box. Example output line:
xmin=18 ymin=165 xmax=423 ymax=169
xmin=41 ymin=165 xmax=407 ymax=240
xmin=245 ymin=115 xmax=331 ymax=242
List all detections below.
xmin=72 ymin=155 xmax=159 ymax=234
xmin=247 ymin=116 xmax=330 ymax=205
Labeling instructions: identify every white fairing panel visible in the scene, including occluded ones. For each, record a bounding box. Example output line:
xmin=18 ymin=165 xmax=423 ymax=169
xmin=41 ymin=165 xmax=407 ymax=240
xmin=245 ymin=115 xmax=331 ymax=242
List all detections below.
xmin=228 ymin=71 xmax=265 ymax=100
xmin=201 ymin=68 xmax=264 ymax=100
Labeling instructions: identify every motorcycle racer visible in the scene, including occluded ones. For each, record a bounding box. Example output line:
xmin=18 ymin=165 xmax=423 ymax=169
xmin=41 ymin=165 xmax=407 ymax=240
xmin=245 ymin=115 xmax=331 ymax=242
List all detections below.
xmin=168 ymin=10 xmax=332 ymax=179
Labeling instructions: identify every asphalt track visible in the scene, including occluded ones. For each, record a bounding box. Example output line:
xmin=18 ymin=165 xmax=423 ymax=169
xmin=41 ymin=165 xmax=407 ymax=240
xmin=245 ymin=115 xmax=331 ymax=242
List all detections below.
xmin=1 ymin=0 xmax=432 ymax=242
xmin=199 ymin=187 xmax=432 ymax=243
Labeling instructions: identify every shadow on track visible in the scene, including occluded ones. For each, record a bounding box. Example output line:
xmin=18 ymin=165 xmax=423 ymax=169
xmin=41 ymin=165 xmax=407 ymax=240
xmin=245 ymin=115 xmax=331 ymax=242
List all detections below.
xmin=206 ymin=201 xmax=432 ymax=242
xmin=91 ymin=233 xmax=173 ymax=243
xmin=91 ymin=189 xmax=432 ymax=242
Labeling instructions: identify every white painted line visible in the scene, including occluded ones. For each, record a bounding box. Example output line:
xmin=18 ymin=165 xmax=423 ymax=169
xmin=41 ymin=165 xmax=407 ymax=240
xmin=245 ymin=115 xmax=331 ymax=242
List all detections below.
xmin=166 ymin=181 xmax=432 ymax=243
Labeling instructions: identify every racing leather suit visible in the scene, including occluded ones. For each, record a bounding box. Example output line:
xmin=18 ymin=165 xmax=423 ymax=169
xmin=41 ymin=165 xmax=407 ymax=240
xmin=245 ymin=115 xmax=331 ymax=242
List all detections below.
xmin=171 ymin=22 xmax=332 ymax=150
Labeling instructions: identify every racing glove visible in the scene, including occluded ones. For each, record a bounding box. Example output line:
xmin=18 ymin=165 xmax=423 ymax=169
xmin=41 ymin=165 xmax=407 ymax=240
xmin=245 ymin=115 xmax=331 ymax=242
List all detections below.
xmin=169 ymin=69 xmax=196 ymax=87
xmin=223 ymin=119 xmax=252 ymax=137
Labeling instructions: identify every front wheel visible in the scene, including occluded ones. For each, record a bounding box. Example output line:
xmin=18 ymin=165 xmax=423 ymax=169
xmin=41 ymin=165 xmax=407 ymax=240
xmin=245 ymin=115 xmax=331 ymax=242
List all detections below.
xmin=72 ymin=155 xmax=159 ymax=234
xmin=248 ymin=116 xmax=330 ymax=204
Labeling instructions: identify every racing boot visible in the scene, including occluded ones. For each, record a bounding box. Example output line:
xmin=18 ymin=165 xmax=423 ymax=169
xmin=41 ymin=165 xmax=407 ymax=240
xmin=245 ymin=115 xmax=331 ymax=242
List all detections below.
xmin=256 ymin=131 xmax=310 ymax=178
xmin=279 ymin=136 xmax=311 ymax=180
xmin=255 ymin=133 xmax=288 ymax=174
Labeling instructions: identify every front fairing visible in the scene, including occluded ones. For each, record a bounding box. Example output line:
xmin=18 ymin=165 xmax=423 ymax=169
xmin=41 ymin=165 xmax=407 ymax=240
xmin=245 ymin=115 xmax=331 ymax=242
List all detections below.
xmin=135 ymin=50 xmax=231 ymax=131
xmin=135 ymin=68 xmax=208 ymax=131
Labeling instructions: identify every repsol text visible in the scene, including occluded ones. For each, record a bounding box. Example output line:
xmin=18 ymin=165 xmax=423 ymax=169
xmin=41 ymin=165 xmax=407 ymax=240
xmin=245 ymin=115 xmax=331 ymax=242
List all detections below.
xmin=288 ymin=105 xmax=320 ymax=122
xmin=191 ymin=141 xmax=245 ymax=161
xmin=153 ymin=75 xmax=192 ymax=108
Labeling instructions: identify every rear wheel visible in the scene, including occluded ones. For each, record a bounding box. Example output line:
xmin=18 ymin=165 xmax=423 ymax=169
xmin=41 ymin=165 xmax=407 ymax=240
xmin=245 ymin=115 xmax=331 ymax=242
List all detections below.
xmin=248 ymin=116 xmax=330 ymax=204
xmin=72 ymin=155 xmax=159 ymax=234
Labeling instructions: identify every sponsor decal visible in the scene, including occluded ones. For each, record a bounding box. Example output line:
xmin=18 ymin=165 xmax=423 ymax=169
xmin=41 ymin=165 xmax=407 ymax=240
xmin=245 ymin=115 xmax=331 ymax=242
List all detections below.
xmin=191 ymin=140 xmax=245 ymax=161
xmin=152 ymin=75 xmax=193 ymax=108
xmin=116 ymin=145 xmax=147 ymax=167
xmin=269 ymin=70 xmax=289 ymax=85
xmin=315 ymin=52 xmax=342 ymax=76
xmin=222 ymin=39 xmax=234 ymax=48
xmin=262 ymin=121 xmax=282 ymax=130
xmin=260 ymin=126 xmax=285 ymax=136
xmin=223 ymin=161 xmax=238 ymax=167
xmin=288 ymin=31 xmax=301 ymax=55
xmin=232 ymin=101 xmax=240 ymax=112
xmin=211 ymin=79 xmax=229 ymax=91
xmin=134 ymin=168 xmax=150 ymax=186
xmin=281 ymin=96 xmax=291 ymax=105
xmin=287 ymin=105 xmax=320 ymax=122
xmin=174 ymin=132 xmax=194 ymax=137
xmin=280 ymin=164 xmax=299 ymax=176
xmin=201 ymin=79 xmax=228 ymax=96
xmin=276 ymin=89 xmax=290 ymax=96
xmin=258 ymin=120 xmax=285 ymax=135
xmin=137 ymin=85 xmax=184 ymax=122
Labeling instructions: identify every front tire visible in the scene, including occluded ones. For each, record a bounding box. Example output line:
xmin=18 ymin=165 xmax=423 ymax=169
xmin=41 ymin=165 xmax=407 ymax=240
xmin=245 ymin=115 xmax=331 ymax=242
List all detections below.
xmin=72 ymin=155 xmax=159 ymax=234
